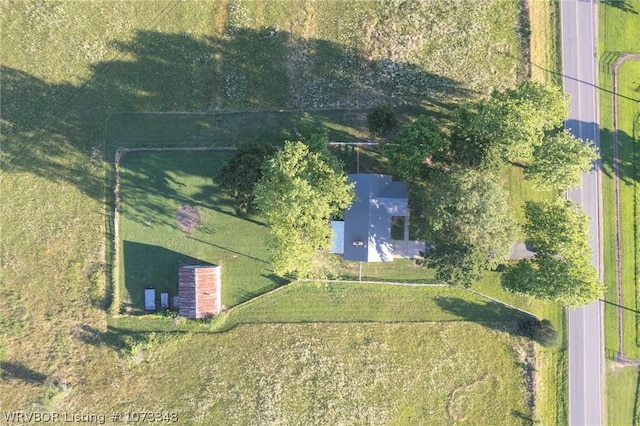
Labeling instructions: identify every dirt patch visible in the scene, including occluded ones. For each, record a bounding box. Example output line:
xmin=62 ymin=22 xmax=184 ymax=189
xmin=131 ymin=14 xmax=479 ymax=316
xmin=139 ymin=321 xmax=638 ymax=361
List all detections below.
xmin=176 ymin=205 xmax=201 ymax=233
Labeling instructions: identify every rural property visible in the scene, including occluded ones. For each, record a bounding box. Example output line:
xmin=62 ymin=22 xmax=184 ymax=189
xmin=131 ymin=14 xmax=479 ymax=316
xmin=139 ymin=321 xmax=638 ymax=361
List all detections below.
xmin=4 ymin=0 xmax=631 ymax=424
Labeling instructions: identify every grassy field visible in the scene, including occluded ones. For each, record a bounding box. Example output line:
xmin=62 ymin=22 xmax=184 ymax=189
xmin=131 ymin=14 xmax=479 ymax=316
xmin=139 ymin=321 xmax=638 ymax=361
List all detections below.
xmin=599 ymin=0 xmax=640 ymax=423
xmin=599 ymin=0 xmax=640 ymax=360
xmin=228 ymin=281 xmax=532 ymax=325
xmin=1 ymin=0 xmax=545 ymax=421
xmin=73 ymin=322 xmax=534 ymax=425
xmin=529 ymin=0 xmax=561 ymax=84
xmin=475 ymin=271 xmax=567 ymax=424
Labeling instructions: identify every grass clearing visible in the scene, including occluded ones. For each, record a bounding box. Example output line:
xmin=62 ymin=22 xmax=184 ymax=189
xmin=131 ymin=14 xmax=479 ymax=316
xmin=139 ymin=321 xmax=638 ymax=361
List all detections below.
xmin=500 ymin=166 xmax=558 ymax=224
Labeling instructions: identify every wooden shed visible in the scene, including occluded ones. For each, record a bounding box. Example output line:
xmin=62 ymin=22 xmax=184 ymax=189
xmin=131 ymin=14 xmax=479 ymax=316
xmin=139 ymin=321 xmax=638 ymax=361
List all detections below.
xmin=178 ymin=265 xmax=221 ymax=318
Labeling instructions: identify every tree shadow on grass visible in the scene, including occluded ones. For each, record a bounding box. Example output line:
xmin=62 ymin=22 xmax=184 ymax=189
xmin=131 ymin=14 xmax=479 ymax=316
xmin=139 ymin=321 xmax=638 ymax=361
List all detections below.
xmin=602 ymin=0 xmax=639 ymax=15
xmin=1 ymin=27 xmax=481 ymax=320
xmin=72 ymin=324 xmax=134 ymax=352
xmin=122 ymin=241 xmax=212 ymax=314
xmin=434 ymin=296 xmax=558 ymax=347
xmin=600 ymin=127 xmax=639 ymax=186
xmin=185 ymin=236 xmax=269 ymax=265
xmin=0 ymin=361 xmax=48 ymax=385
xmin=2 ymin=27 xmax=472 ymax=201
xmin=118 ymin=150 xmax=238 ymax=229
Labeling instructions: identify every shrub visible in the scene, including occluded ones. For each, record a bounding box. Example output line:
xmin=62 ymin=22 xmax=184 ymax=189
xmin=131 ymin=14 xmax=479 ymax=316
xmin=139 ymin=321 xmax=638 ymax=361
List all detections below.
xmin=368 ymin=104 xmax=397 ymax=135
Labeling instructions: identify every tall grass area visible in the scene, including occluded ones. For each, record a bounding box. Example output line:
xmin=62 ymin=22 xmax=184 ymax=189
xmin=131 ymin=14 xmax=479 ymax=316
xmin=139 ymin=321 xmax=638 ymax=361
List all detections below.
xmin=475 ymin=271 xmax=567 ymax=424
xmin=529 ymin=0 xmax=562 ymax=84
xmin=1 ymin=0 xmax=536 ymax=420
xmin=619 ymin=61 xmax=640 ymax=358
xmin=84 ymin=322 xmax=534 ymax=424
xmin=599 ymin=0 xmax=640 ymax=422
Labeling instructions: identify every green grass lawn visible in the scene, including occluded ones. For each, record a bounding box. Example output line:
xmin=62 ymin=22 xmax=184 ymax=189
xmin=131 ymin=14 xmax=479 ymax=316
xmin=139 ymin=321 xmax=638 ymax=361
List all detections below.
xmin=117 ymin=150 xmax=284 ymax=311
xmin=599 ymin=1 xmax=640 ymax=359
xmin=500 ymin=166 xmax=558 ymax=224
xmin=228 ymin=281 xmax=532 ymax=325
xmin=599 ymin=1 xmax=640 ymax=422
xmin=607 ymin=365 xmax=640 ymax=426
xmin=336 ymin=258 xmax=438 ymax=283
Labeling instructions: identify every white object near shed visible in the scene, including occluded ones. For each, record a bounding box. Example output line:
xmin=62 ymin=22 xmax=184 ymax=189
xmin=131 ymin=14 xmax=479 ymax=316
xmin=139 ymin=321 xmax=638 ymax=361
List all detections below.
xmin=160 ymin=292 xmax=169 ymax=309
xmin=144 ymin=288 xmax=156 ymax=311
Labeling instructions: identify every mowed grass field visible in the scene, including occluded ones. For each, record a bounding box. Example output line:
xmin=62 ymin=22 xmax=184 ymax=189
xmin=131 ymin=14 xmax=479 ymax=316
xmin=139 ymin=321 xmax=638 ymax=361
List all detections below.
xmin=227 ymin=281 xmax=533 ymax=325
xmin=1 ymin=0 xmax=558 ymax=422
xmin=598 ymin=0 xmax=640 ymax=423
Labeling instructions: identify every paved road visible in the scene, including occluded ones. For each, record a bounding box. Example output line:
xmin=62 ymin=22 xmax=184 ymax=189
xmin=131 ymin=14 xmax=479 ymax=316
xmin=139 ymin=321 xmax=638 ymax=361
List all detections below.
xmin=561 ymin=1 xmax=605 ymax=425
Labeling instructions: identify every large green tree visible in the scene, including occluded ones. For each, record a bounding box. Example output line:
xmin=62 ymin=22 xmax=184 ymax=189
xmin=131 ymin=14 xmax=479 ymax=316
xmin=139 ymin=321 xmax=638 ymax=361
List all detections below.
xmin=525 ymin=130 xmax=598 ymax=191
xmin=501 ymin=199 xmax=604 ymax=307
xmin=253 ymin=141 xmax=354 ymax=278
xmin=382 ymin=115 xmax=448 ymax=181
xmin=460 ymin=80 xmax=568 ymax=165
xmin=414 ymin=166 xmax=519 ymax=286
xmin=216 ymin=143 xmax=275 ymax=213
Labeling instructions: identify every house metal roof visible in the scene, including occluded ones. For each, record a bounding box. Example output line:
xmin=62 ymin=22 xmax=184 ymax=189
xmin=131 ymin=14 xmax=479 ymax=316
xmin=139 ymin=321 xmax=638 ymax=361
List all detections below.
xmin=342 ymin=174 xmax=408 ymax=262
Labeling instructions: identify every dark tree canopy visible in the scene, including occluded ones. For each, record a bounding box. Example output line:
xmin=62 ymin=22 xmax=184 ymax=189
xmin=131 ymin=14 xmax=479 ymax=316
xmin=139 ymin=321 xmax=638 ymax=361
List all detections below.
xmin=502 ymin=199 xmax=604 ymax=307
xmin=457 ymin=80 xmax=569 ymax=166
xmin=382 ymin=115 xmax=448 ymax=181
xmin=253 ymin=141 xmax=354 ymax=278
xmin=367 ymin=104 xmax=397 ymax=135
xmin=216 ymin=143 xmax=275 ymax=213
xmin=414 ymin=166 xmax=519 ymax=286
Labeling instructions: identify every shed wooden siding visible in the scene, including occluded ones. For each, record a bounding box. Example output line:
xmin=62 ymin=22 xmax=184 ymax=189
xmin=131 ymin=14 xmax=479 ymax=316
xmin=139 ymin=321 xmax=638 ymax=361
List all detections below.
xmin=178 ymin=265 xmax=221 ymax=318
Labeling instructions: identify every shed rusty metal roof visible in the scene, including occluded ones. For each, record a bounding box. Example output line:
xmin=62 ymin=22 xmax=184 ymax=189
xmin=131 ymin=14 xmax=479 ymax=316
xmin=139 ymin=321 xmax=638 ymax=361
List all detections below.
xmin=178 ymin=265 xmax=221 ymax=318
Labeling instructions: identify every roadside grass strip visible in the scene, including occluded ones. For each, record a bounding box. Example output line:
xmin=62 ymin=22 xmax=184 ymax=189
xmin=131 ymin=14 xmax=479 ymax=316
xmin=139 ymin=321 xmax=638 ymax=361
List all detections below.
xmin=600 ymin=1 xmax=640 ymax=423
